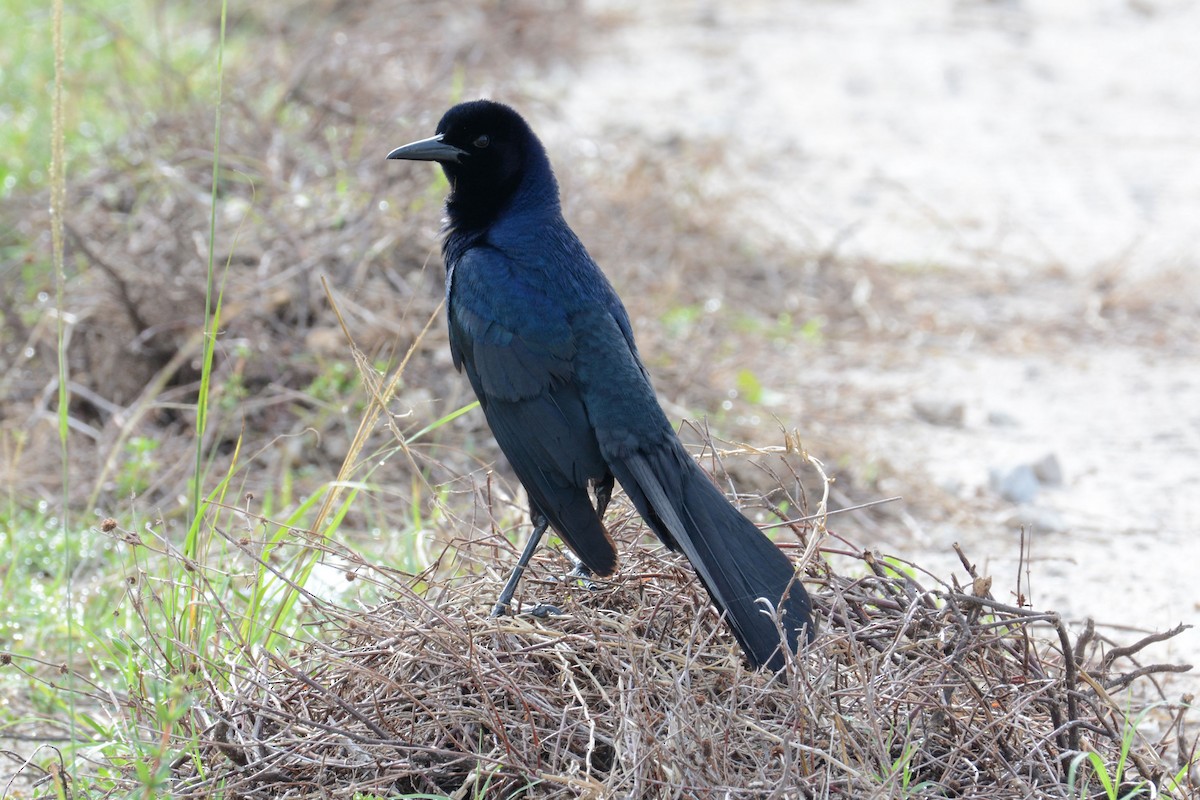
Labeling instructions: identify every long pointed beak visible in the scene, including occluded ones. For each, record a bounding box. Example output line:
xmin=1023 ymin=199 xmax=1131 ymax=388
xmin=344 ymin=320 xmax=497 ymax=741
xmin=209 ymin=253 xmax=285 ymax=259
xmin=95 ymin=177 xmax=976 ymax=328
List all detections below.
xmin=386 ymin=134 xmax=467 ymax=163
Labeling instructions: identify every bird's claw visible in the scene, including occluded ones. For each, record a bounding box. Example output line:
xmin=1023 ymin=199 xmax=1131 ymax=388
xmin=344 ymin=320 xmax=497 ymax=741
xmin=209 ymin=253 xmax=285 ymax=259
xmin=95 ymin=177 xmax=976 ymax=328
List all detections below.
xmin=491 ymin=569 xmax=603 ymax=619
xmin=567 ymin=563 xmax=603 ymax=592
xmin=526 ymin=603 xmax=565 ymax=618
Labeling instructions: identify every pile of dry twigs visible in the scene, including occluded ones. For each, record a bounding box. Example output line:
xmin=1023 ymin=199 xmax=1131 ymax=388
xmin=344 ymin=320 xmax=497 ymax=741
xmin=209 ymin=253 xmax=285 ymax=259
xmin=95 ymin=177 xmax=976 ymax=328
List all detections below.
xmin=172 ymin=516 xmax=1195 ymax=798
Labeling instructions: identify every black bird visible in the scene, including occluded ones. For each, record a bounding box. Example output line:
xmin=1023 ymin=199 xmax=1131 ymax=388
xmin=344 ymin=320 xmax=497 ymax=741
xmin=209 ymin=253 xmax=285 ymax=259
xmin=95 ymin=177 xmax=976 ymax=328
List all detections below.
xmin=386 ymin=100 xmax=813 ymax=670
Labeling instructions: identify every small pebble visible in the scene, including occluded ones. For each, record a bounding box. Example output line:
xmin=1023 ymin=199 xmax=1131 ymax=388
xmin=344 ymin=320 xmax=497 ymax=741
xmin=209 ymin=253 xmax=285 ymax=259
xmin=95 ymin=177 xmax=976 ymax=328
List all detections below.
xmin=913 ymin=397 xmax=965 ymax=428
xmin=1032 ymin=453 xmax=1063 ymax=486
xmin=1002 ymin=505 xmax=1067 ymax=534
xmin=989 ymin=464 xmax=1039 ymax=504
xmin=987 ymin=410 xmax=1020 ymax=427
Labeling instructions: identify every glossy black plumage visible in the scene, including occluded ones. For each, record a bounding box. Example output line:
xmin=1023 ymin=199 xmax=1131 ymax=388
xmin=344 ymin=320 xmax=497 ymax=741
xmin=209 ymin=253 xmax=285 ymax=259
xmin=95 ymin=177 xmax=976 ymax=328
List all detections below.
xmin=386 ymin=100 xmax=813 ymax=669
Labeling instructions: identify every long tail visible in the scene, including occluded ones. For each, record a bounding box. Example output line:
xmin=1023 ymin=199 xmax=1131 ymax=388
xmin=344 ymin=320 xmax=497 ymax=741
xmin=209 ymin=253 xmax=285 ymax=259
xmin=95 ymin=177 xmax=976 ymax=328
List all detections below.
xmin=612 ymin=441 xmax=814 ymax=670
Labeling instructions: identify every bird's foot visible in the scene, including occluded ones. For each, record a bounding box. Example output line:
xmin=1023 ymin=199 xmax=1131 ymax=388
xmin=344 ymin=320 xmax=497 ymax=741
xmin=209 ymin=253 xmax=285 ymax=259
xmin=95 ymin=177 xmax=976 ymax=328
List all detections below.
xmin=566 ymin=563 xmax=603 ymax=592
xmin=526 ymin=603 xmax=565 ymax=618
xmin=491 ymin=563 xmax=605 ymax=618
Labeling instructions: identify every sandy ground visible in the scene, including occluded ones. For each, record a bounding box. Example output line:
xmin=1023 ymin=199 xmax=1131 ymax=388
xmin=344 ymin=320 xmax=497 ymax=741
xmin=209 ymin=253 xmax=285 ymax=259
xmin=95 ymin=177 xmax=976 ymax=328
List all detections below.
xmin=546 ymin=0 xmax=1200 ymax=683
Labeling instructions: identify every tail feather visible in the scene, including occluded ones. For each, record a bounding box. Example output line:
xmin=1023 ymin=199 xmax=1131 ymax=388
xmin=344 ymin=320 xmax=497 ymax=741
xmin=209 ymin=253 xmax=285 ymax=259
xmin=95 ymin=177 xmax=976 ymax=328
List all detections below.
xmin=614 ymin=443 xmax=813 ymax=670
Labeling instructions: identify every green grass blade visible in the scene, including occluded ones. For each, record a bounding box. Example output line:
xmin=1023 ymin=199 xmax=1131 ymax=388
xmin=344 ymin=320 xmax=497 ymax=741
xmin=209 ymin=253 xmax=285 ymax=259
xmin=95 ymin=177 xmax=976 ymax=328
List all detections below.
xmin=192 ymin=0 xmax=229 ymax=535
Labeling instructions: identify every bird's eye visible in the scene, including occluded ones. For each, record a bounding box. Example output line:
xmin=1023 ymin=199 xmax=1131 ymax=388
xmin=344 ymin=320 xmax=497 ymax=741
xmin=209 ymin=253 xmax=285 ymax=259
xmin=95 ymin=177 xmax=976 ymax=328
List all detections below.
xmin=473 ymin=135 xmax=490 ymax=149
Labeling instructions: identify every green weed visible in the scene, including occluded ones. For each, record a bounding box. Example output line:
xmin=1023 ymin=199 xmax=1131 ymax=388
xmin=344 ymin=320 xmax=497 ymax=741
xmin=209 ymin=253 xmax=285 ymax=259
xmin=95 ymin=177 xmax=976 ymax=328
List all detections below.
xmin=1066 ymin=703 xmax=1193 ymax=800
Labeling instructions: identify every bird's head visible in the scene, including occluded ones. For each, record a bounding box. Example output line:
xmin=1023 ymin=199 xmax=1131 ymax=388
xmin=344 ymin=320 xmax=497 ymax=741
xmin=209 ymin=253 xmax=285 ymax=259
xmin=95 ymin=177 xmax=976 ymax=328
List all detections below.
xmin=387 ymin=99 xmax=555 ymax=230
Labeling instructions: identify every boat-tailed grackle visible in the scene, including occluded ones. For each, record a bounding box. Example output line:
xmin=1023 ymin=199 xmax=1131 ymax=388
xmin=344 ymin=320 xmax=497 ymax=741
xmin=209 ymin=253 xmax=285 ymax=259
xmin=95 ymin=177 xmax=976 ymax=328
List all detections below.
xmin=386 ymin=100 xmax=813 ymax=670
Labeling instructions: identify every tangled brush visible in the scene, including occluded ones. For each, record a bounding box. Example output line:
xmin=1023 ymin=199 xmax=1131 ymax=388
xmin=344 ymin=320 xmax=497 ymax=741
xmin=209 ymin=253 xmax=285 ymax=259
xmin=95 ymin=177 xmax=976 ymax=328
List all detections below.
xmin=172 ymin=513 xmax=1195 ymax=798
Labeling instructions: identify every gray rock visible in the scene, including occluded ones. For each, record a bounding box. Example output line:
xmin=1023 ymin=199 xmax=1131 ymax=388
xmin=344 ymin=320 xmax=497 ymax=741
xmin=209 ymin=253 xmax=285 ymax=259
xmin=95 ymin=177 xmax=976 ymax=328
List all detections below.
xmin=1032 ymin=453 xmax=1063 ymax=486
xmin=989 ymin=464 xmax=1040 ymax=504
xmin=987 ymin=410 xmax=1020 ymax=427
xmin=1002 ymin=505 xmax=1067 ymax=534
xmin=913 ymin=397 xmax=966 ymax=428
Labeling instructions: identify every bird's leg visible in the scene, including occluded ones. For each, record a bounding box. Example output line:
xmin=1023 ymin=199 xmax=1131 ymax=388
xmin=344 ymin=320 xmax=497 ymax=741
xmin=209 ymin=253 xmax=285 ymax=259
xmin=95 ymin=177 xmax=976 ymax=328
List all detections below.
xmin=565 ymin=475 xmax=614 ymax=592
xmin=595 ymin=474 xmax=614 ymax=518
xmin=490 ymin=514 xmax=551 ymax=617
xmin=493 ymin=480 xmax=615 ymax=618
